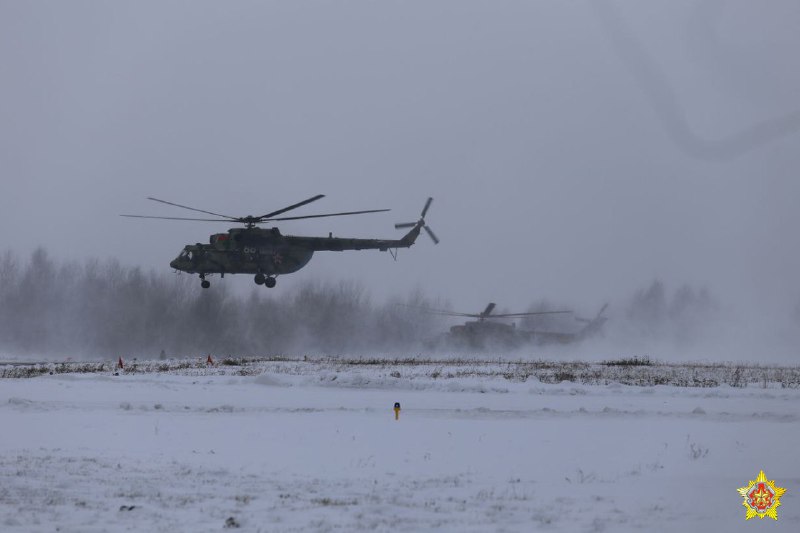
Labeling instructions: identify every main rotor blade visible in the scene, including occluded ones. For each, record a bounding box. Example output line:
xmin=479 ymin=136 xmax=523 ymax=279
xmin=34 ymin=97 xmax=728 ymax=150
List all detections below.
xmin=259 ymin=194 xmax=325 ymax=220
xmin=481 ymin=303 xmax=496 ymax=317
xmin=147 ymin=197 xmax=236 ymax=220
xmin=395 ymin=222 xmax=417 ymax=229
xmin=403 ymin=304 xmax=568 ymax=319
xmin=426 ymin=311 xmax=483 ymax=318
xmin=265 ymin=208 xmax=389 ymax=222
xmin=120 ymin=215 xmax=235 ymax=222
xmin=490 ymin=311 xmax=573 ymax=318
xmin=397 ymin=304 xmax=480 ymax=318
xmin=424 ymin=226 xmax=440 ymax=244
xmin=421 ymin=197 xmax=433 ymax=218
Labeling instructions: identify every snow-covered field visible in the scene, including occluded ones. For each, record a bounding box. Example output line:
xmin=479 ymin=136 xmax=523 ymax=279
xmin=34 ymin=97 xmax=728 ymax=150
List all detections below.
xmin=1 ymin=358 xmax=798 ymax=532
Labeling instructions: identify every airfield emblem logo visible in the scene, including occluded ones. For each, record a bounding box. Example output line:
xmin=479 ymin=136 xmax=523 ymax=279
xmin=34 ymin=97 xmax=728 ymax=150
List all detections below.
xmin=737 ymin=470 xmax=786 ymax=520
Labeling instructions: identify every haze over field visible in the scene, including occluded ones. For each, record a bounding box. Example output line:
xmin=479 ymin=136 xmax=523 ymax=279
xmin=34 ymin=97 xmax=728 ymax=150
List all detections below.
xmin=1 ymin=1 xmax=798 ymax=361
xmin=0 ymin=249 xmax=796 ymax=363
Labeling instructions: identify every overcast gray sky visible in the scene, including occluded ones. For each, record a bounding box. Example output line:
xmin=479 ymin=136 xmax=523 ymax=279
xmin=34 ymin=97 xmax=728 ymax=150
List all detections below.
xmin=1 ymin=0 xmax=799 ymax=318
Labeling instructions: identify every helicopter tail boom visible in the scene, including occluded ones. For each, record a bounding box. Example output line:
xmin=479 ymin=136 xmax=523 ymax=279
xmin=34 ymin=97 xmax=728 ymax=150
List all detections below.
xmin=284 ymin=197 xmax=437 ymax=252
xmin=398 ymin=221 xmax=424 ymax=247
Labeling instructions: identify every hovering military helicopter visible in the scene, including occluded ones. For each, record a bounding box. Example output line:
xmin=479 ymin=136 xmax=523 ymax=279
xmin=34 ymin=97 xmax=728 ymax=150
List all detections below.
xmin=122 ymin=195 xmax=438 ymax=288
xmin=418 ymin=302 xmax=572 ymax=350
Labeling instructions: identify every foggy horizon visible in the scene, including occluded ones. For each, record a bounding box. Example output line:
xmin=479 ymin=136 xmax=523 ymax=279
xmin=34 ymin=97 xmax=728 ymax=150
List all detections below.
xmin=1 ymin=1 xmax=798 ymax=361
xmin=0 ymin=246 xmax=797 ymax=364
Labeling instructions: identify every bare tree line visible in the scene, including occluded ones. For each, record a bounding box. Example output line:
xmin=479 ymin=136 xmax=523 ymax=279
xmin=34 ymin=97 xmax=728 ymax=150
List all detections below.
xmin=0 ymin=248 xmax=756 ymax=360
xmin=0 ymin=249 xmax=445 ymax=359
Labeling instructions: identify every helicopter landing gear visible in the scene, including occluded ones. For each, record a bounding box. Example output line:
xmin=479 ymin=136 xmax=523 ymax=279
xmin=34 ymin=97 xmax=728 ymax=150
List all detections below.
xmin=200 ymin=274 xmax=210 ymax=289
xmin=254 ymin=273 xmax=274 ymax=288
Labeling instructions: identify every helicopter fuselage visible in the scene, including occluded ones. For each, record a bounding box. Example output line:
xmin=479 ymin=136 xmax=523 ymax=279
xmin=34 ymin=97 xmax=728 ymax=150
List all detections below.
xmin=169 ymin=225 xmax=422 ymax=279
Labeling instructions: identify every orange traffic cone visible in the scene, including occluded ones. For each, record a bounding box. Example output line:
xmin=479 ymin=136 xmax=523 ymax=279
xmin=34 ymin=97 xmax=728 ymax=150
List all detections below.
xmin=117 ymin=356 xmax=124 ymax=370
xmin=206 ymin=354 xmax=214 ymax=366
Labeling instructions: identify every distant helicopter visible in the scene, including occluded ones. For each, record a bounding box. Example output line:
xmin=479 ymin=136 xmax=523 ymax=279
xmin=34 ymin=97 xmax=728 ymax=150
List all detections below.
xmin=416 ymin=302 xmax=572 ymax=350
xmin=122 ymin=195 xmax=438 ymax=288
xmin=524 ymin=303 xmax=609 ymax=344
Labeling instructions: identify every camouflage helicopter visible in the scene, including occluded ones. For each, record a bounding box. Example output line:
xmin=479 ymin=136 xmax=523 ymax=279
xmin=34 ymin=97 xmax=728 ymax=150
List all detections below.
xmin=122 ymin=195 xmax=438 ymax=288
xmin=418 ymin=302 xmax=571 ymax=350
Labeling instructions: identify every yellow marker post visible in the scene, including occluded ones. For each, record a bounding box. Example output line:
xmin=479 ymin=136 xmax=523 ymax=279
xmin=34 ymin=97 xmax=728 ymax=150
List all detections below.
xmin=394 ymin=402 xmax=401 ymax=420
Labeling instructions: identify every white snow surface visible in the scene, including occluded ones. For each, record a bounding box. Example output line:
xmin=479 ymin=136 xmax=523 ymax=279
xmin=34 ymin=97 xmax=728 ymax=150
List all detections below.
xmin=1 ymin=360 xmax=798 ymax=532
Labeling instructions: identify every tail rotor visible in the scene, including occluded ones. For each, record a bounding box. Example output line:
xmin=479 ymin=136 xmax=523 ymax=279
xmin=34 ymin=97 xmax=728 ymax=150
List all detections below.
xmin=395 ymin=197 xmax=439 ymax=244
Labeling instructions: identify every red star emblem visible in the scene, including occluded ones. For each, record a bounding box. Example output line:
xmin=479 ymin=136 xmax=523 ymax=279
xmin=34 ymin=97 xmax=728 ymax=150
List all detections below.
xmin=272 ymin=252 xmax=283 ymax=265
xmin=747 ymin=483 xmax=774 ymax=513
